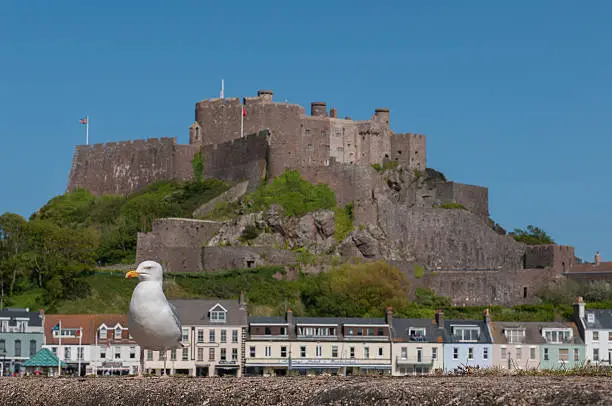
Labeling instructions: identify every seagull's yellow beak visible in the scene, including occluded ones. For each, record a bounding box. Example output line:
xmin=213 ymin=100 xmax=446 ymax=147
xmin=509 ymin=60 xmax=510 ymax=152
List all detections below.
xmin=125 ymin=270 xmax=140 ymax=279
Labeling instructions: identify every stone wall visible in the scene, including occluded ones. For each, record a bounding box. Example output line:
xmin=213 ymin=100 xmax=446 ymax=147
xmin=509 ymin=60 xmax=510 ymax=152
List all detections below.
xmin=201 ymin=247 xmax=296 ymax=271
xmin=136 ymin=218 xmax=223 ymax=273
xmin=435 ymin=182 xmax=490 ymax=217
xmin=203 ymin=132 xmax=269 ymax=192
xmin=67 ymin=137 xmax=199 ymax=196
xmin=192 ymin=181 xmax=250 ymax=218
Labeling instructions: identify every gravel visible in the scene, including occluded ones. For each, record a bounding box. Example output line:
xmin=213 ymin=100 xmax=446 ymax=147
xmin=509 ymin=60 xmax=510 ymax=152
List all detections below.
xmin=0 ymin=376 xmax=610 ymax=405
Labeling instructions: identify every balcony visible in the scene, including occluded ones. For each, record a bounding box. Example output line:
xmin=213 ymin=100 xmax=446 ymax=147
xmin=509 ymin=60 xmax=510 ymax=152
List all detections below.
xmin=245 ymin=357 xmax=391 ymax=368
xmin=249 ymin=335 xmax=289 ymax=341
xmin=343 ymin=335 xmax=389 ymax=341
xmin=296 ymin=334 xmax=338 ymax=340
xmin=395 ymin=356 xmax=435 ymax=366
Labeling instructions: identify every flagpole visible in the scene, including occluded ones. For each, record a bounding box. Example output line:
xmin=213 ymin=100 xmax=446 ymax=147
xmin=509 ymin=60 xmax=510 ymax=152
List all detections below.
xmin=220 ymin=79 xmax=224 ymax=99
xmin=86 ymin=115 xmax=89 ymax=145
xmin=78 ymin=327 xmax=82 ymax=377
xmin=240 ymin=101 xmax=244 ymax=138
xmin=57 ymin=320 xmax=62 ymax=376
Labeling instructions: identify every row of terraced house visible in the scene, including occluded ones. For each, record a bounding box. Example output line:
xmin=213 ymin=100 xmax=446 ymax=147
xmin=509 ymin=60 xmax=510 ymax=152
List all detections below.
xmin=0 ymin=296 xmax=609 ymax=376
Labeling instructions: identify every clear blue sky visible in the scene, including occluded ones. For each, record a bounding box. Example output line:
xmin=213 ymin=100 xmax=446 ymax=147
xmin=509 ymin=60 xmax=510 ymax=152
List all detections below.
xmin=1 ymin=1 xmax=610 ymax=261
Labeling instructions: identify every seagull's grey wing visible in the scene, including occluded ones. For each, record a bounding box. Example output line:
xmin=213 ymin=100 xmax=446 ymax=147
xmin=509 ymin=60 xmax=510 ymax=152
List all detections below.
xmin=168 ymin=301 xmax=182 ymax=331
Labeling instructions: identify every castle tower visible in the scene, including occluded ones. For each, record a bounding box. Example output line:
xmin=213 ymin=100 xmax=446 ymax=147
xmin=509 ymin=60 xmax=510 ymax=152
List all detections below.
xmin=311 ymin=102 xmax=327 ymax=117
xmin=373 ymin=108 xmax=390 ymax=127
xmin=257 ymin=90 xmax=273 ymax=102
xmin=189 ymin=122 xmax=202 ymax=145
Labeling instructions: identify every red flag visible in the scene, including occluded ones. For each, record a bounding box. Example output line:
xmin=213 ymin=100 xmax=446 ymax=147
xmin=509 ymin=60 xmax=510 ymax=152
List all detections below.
xmin=75 ymin=329 xmax=80 ymax=337
xmin=242 ymin=107 xmax=247 ymax=117
xmin=80 ymin=117 xmax=88 ymax=125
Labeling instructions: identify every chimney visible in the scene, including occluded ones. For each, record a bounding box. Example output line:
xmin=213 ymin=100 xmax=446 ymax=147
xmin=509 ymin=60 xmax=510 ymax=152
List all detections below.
xmin=330 ymin=108 xmax=337 ymax=118
xmin=286 ymin=307 xmax=294 ymax=339
xmin=435 ymin=310 xmax=445 ymax=329
xmin=573 ymin=296 xmax=585 ymax=321
xmin=239 ymin=291 xmax=246 ymax=309
xmin=385 ymin=306 xmax=393 ymax=326
xmin=595 ymin=251 xmax=602 ymax=265
xmin=311 ymin=102 xmax=327 ymax=117
xmin=257 ymin=89 xmax=273 ymax=102
xmin=483 ymin=308 xmax=492 ymax=324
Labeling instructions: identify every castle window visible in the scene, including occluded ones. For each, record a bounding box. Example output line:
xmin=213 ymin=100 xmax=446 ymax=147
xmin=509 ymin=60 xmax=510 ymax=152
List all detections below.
xmin=321 ymin=130 xmax=327 ymax=137
xmin=397 ymin=150 xmax=402 ymax=155
xmin=307 ymin=144 xmax=313 ymax=151
xmin=335 ymin=130 xmax=341 ymax=137
xmin=304 ymin=129 xmax=311 ymax=137
xmin=523 ymin=287 xmax=527 ymax=298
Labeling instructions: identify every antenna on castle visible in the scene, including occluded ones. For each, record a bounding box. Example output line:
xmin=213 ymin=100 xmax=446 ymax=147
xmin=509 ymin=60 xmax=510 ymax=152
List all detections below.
xmin=220 ymin=79 xmax=224 ymax=99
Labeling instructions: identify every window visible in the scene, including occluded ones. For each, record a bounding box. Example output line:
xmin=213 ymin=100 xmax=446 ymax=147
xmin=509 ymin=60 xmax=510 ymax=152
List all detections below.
xmin=516 ymin=347 xmax=522 ymax=359
xmin=609 ymin=332 xmax=612 ymax=341
xmin=432 ymin=347 xmax=438 ymax=360
xmin=332 ymin=346 xmax=338 ymax=358
xmin=210 ymin=309 xmax=226 ymax=323
xmin=543 ymin=328 xmax=571 ymax=343
xmin=350 ymin=347 xmax=355 ymax=359
xmin=99 ymin=327 xmax=107 ymax=339
xmin=197 ymin=348 xmax=203 ymax=361
xmin=114 ymin=347 xmax=121 ymax=359
xmin=316 ymin=346 xmax=322 ymax=357
xmin=115 ymin=326 xmax=122 ymax=339
xmin=321 ymin=130 xmax=327 ymax=137
xmin=347 ymin=328 xmax=353 ymax=336
xmin=378 ymin=347 xmax=383 ymax=357
xmin=468 ymin=347 xmax=474 ymax=360
xmin=305 ymin=129 xmax=311 ymax=137
xmin=377 ymin=328 xmax=384 ymax=336
xmin=182 ymin=328 xmax=189 ymax=342
xmin=78 ymin=347 xmax=84 ymax=360
xmin=280 ymin=327 xmax=287 ymax=336
xmin=170 ymin=349 xmax=177 ymax=361
xmin=63 ymin=346 xmax=70 ymax=360
xmin=265 ymin=346 xmax=271 ymax=357
xmin=409 ymin=328 xmax=426 ymax=340
xmin=300 ymin=346 xmax=306 ymax=357
xmin=594 ymin=348 xmax=600 ymax=361
xmin=593 ymin=331 xmax=599 ymax=341
xmin=544 ymin=348 xmax=549 ymax=360
xmin=220 ymin=348 xmax=226 ymax=362
xmin=453 ymin=348 xmax=459 ymax=359
xmin=587 ymin=313 xmax=595 ymax=323
xmin=147 ymin=350 xmax=153 ymax=361
xmin=453 ymin=326 xmax=480 ymax=341
xmin=100 ymin=346 xmax=107 ymax=359
xmin=417 ymin=348 xmax=422 ymax=362
xmin=356 ymin=328 xmax=363 ymax=336
xmin=281 ymin=346 xmax=287 ymax=358
xmin=574 ymin=348 xmax=579 ymax=361
xmin=265 ymin=327 xmax=271 ymax=335
xmin=182 ymin=348 xmax=188 ymax=361
xmin=307 ymin=144 xmax=313 ymax=152
xmin=504 ymin=328 xmax=525 ymax=344
xmin=501 ymin=348 xmax=507 ymax=359
xmin=366 ymin=328 xmax=374 ymax=336
xmin=232 ymin=348 xmax=238 ymax=362
xmin=558 ymin=349 xmax=568 ymax=362
xmin=364 ymin=347 xmax=369 ymax=359
xmin=221 ymin=330 xmax=227 ymax=343
xmin=51 ymin=347 xmax=57 ymax=355
xmin=197 ymin=329 xmax=204 ymax=343
xmin=530 ymin=347 xmax=536 ymax=360
xmin=209 ymin=330 xmax=215 ymax=343
xmin=400 ymin=347 xmax=407 ymax=359
xmin=14 ymin=340 xmax=21 ymax=357
xmin=209 ymin=348 xmax=215 ymax=361
xmin=0 ymin=340 xmax=4 ymax=353
xmin=249 ymin=346 xmax=256 ymax=357
xmin=29 ymin=340 xmax=37 ymax=356
xmin=483 ymin=347 xmax=489 ymax=359
xmin=232 ymin=330 xmax=238 ymax=343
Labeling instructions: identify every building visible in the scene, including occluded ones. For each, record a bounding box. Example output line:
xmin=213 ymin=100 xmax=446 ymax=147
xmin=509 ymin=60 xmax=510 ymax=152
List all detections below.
xmin=535 ymin=321 xmax=585 ymax=370
xmin=391 ymin=312 xmax=445 ymax=376
xmin=490 ymin=322 xmax=544 ymax=370
xmin=245 ymin=308 xmax=393 ymax=376
xmin=43 ymin=314 xmax=140 ymax=376
xmin=442 ymin=311 xmax=493 ymax=373
xmin=0 ymin=308 xmax=44 ymax=376
xmin=143 ymin=298 xmax=248 ymax=376
xmin=573 ymin=297 xmax=612 ymax=365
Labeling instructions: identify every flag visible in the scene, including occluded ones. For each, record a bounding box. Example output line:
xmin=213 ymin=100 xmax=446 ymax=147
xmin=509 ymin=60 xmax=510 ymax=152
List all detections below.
xmin=75 ymin=329 xmax=81 ymax=337
xmin=242 ymin=107 xmax=247 ymax=117
xmin=52 ymin=323 xmax=60 ymax=332
xmin=80 ymin=117 xmax=88 ymax=125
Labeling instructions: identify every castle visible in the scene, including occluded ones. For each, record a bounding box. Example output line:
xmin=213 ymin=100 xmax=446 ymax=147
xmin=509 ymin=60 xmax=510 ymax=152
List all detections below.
xmin=67 ymin=89 xmax=607 ymax=306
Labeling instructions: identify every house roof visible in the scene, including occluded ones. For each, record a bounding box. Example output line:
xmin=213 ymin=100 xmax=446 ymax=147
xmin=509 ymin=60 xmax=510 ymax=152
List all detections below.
xmin=169 ymin=299 xmax=247 ymax=326
xmin=0 ymin=308 xmax=43 ymax=327
xmin=248 ymin=316 xmax=286 ymax=324
xmin=247 ymin=316 xmax=388 ymax=326
xmin=23 ymin=348 xmax=67 ymax=367
xmin=490 ymin=321 xmax=583 ymax=345
xmin=43 ymin=314 xmax=134 ymax=345
xmin=443 ymin=320 xmax=493 ymax=344
xmin=583 ymin=309 xmax=612 ymax=330
xmin=391 ymin=318 xmax=447 ymax=343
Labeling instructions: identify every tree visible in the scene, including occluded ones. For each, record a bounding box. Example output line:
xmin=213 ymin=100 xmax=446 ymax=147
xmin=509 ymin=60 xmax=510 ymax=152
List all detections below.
xmin=509 ymin=225 xmax=554 ymax=245
xmin=0 ymin=213 xmax=29 ymax=301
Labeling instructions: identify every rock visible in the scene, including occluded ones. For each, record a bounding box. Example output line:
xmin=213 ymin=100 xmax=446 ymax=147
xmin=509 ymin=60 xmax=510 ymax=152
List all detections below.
xmin=352 ymin=229 xmax=380 ymax=258
xmin=313 ymin=210 xmax=335 ymax=238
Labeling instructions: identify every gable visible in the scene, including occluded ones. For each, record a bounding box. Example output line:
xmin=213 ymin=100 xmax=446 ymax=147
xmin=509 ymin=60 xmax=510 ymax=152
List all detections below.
xmin=208 ymin=303 xmax=228 ymax=313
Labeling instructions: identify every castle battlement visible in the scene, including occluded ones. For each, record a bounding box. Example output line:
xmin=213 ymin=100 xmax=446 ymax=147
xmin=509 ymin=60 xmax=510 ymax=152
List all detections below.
xmin=76 ymin=137 xmax=178 ymax=151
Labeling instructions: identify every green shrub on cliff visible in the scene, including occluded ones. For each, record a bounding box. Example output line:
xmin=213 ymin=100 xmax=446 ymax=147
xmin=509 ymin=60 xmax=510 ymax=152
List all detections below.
xmin=334 ymin=203 xmax=354 ymax=242
xmin=510 ymin=225 xmax=555 ymax=245
xmin=247 ymin=170 xmax=336 ymax=217
xmin=436 ymin=202 xmax=467 ymax=210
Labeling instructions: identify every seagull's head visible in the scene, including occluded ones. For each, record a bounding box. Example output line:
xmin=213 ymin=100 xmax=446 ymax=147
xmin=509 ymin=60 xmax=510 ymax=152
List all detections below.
xmin=125 ymin=261 xmax=163 ymax=282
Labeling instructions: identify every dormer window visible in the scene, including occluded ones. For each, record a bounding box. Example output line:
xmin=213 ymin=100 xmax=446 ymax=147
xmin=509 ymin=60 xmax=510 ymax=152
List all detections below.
xmin=99 ymin=326 xmax=107 ymax=339
xmin=409 ymin=328 xmax=426 ymax=341
xmin=209 ymin=304 xmax=227 ymax=323
xmin=115 ymin=326 xmax=122 ymax=339
xmin=504 ymin=328 xmax=526 ymax=344
xmin=452 ymin=325 xmax=480 ymax=342
xmin=587 ymin=313 xmax=595 ymax=323
xmin=542 ymin=328 xmax=572 ymax=344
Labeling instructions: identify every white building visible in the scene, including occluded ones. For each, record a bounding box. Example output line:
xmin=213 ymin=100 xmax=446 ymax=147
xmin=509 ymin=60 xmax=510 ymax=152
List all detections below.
xmin=574 ymin=297 xmax=612 ymax=365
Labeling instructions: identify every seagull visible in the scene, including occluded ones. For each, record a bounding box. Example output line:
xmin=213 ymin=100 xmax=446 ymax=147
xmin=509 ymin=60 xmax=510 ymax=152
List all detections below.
xmin=126 ymin=260 xmax=184 ymax=377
